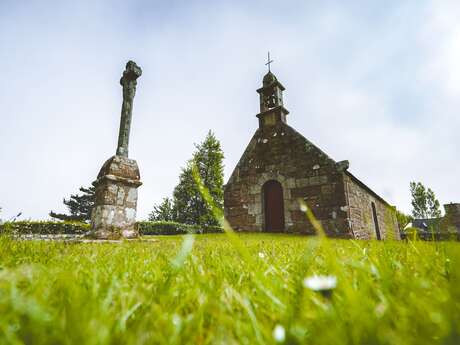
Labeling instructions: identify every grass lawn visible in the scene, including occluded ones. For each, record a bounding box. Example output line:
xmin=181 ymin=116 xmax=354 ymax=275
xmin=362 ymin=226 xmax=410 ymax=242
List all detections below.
xmin=0 ymin=233 xmax=459 ymax=344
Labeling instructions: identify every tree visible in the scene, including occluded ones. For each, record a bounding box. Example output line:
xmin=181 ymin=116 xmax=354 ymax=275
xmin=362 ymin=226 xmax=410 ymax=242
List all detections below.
xmin=394 ymin=208 xmax=412 ymax=230
xmin=148 ymin=197 xmax=175 ymax=221
xmin=173 ymin=131 xmax=224 ymax=226
xmin=426 ymin=188 xmax=442 ymax=218
xmin=50 ymin=186 xmax=95 ymax=223
xmin=410 ymin=182 xmax=441 ymax=219
xmin=173 ymin=163 xmax=203 ymax=224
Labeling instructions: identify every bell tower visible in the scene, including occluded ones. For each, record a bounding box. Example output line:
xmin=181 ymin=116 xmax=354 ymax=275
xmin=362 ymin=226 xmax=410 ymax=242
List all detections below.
xmin=256 ymin=53 xmax=289 ymax=128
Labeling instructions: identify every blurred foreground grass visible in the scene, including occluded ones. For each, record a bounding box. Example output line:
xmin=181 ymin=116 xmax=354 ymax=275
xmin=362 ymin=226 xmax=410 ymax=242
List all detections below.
xmin=0 ymin=233 xmax=459 ymax=345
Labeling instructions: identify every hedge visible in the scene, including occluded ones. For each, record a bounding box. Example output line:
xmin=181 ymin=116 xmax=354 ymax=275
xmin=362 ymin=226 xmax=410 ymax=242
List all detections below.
xmin=0 ymin=221 xmax=223 ymax=236
xmin=0 ymin=221 xmax=90 ymax=235
xmin=136 ymin=221 xmax=223 ymax=235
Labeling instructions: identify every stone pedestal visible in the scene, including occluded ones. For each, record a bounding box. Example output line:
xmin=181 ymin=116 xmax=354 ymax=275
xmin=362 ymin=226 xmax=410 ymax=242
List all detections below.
xmin=89 ymin=155 xmax=142 ymax=239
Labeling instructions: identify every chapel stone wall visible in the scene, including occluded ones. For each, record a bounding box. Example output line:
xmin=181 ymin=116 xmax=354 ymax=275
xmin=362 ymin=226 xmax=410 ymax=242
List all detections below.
xmin=224 ymin=122 xmax=353 ymax=237
xmin=344 ymin=174 xmax=400 ymax=240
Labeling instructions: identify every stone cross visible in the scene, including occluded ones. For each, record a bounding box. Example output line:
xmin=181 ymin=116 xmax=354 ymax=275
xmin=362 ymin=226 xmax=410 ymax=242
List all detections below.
xmin=116 ymin=60 xmax=142 ymax=157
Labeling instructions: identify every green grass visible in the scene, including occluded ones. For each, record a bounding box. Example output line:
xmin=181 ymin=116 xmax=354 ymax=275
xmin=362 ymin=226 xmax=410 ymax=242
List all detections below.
xmin=0 ymin=233 xmax=459 ymax=345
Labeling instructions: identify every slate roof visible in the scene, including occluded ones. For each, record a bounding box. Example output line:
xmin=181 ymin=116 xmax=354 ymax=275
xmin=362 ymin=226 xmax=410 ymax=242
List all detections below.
xmin=411 ymin=218 xmax=442 ymax=231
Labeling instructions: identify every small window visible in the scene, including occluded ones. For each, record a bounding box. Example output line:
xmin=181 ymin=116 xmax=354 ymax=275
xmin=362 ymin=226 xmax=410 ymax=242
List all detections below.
xmin=371 ymin=202 xmax=381 ymax=240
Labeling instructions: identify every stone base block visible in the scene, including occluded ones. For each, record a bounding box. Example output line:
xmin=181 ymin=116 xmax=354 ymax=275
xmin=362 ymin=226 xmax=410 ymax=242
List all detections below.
xmin=90 ymin=205 xmax=139 ymax=239
xmin=89 ymin=155 xmax=142 ymax=240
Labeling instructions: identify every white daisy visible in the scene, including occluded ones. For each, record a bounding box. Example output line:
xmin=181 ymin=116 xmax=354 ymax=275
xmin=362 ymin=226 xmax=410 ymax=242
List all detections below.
xmin=303 ymin=275 xmax=337 ymax=292
xmin=272 ymin=324 xmax=286 ymax=342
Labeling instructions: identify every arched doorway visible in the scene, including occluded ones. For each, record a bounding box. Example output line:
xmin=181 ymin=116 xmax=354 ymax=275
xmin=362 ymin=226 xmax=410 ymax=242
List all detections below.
xmin=263 ymin=180 xmax=285 ymax=232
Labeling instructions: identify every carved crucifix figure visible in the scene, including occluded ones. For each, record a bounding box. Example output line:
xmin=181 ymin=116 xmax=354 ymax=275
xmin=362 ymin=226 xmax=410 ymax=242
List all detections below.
xmin=116 ymin=60 xmax=142 ymax=157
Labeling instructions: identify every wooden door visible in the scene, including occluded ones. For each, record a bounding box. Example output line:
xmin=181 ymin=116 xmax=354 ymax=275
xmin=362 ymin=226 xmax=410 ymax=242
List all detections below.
xmin=263 ymin=180 xmax=285 ymax=232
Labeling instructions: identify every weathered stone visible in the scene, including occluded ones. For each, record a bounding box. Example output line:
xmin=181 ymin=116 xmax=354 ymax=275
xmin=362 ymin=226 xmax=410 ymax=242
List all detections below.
xmin=90 ymin=156 xmax=142 ymax=239
xmin=443 ymin=203 xmax=460 ymax=233
xmin=336 ymin=160 xmax=349 ymax=172
xmin=116 ymin=61 xmax=142 ymax=158
xmin=285 ymin=178 xmax=296 ymax=189
xmin=309 ymin=176 xmax=321 ymax=185
xmin=296 ymin=178 xmax=309 ymax=188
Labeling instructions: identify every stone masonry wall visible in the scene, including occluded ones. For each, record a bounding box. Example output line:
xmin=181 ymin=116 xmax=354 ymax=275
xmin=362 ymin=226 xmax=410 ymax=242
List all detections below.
xmin=91 ymin=179 xmax=138 ymax=234
xmin=90 ymin=155 xmax=141 ymax=239
xmin=344 ymin=173 xmax=400 ymax=240
xmin=224 ymin=122 xmax=353 ymax=237
xmin=443 ymin=203 xmax=460 ymax=234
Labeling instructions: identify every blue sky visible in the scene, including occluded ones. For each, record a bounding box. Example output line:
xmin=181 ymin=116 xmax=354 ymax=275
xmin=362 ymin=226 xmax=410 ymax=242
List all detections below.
xmin=1 ymin=0 xmax=459 ymax=220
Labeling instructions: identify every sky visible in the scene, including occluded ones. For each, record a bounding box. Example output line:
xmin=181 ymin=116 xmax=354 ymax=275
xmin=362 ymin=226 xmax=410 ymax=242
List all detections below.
xmin=0 ymin=0 xmax=459 ymax=221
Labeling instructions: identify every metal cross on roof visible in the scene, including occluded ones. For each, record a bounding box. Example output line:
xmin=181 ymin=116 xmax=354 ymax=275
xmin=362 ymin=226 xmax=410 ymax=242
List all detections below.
xmin=265 ymin=51 xmax=274 ymax=72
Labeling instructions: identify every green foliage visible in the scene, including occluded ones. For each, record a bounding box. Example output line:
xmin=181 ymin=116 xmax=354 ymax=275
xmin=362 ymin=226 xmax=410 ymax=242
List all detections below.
xmin=0 ymin=234 xmax=459 ymax=344
xmin=1 ymin=221 xmax=221 ymax=236
xmin=137 ymin=221 xmax=223 ymax=235
xmin=148 ymin=197 xmax=175 ymax=221
xmin=0 ymin=221 xmax=89 ymax=235
xmin=410 ymin=181 xmax=442 ymax=219
xmin=394 ymin=208 xmax=413 ymax=230
xmin=50 ymin=186 xmax=95 ymax=223
xmin=426 ymin=187 xmax=442 ymax=218
xmin=173 ymin=130 xmax=224 ymax=226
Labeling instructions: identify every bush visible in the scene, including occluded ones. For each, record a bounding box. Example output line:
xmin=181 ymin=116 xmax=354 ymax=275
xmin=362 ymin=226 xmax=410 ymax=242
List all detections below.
xmin=137 ymin=221 xmax=223 ymax=236
xmin=0 ymin=220 xmax=223 ymax=237
xmin=0 ymin=221 xmax=90 ymax=235
xmin=199 ymin=225 xmax=224 ymax=234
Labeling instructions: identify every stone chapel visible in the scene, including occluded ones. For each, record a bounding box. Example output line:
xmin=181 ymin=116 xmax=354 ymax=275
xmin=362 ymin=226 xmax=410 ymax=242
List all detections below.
xmin=224 ymin=69 xmax=400 ymax=239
